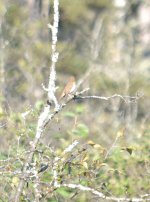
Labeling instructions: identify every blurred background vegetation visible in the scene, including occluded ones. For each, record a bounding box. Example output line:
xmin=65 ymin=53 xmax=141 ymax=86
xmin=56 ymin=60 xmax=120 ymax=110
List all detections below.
xmin=0 ymin=0 xmax=150 ymax=201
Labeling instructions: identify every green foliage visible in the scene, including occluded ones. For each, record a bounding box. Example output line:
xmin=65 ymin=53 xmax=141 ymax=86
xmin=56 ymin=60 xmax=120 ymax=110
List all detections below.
xmin=35 ymin=100 xmax=44 ymax=111
xmin=0 ymin=0 xmax=150 ymax=201
xmin=56 ymin=187 xmax=73 ymax=198
xmin=60 ymin=0 xmax=87 ymax=24
xmin=58 ymin=48 xmax=88 ymax=75
xmin=72 ymin=123 xmax=89 ymax=137
xmin=63 ymin=111 xmax=76 ymax=118
xmin=87 ymin=0 xmax=112 ymax=8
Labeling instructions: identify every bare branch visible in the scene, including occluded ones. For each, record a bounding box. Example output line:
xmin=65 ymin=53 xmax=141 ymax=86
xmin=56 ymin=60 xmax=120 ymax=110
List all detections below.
xmin=47 ymin=0 xmax=59 ymax=110
xmin=40 ymin=182 xmax=150 ymax=202
xmin=63 ymin=140 xmax=79 ymax=154
xmin=60 ymin=183 xmax=150 ymax=201
xmin=13 ymin=1 xmax=60 ymax=201
xmin=75 ymin=94 xmax=142 ymax=103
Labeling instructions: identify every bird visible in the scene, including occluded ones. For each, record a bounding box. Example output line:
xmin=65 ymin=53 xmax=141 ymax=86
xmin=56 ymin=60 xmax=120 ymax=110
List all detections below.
xmin=59 ymin=76 xmax=76 ymax=99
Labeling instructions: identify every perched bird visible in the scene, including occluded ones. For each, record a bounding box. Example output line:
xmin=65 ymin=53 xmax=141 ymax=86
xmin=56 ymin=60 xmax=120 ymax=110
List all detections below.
xmin=60 ymin=76 xmax=76 ymax=99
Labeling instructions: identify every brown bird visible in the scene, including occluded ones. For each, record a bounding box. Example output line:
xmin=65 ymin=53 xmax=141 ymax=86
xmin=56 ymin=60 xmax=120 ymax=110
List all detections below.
xmin=60 ymin=76 xmax=76 ymax=99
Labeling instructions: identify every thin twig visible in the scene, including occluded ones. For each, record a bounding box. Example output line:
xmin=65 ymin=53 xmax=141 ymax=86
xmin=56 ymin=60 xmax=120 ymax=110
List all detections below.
xmin=75 ymin=94 xmax=142 ymax=103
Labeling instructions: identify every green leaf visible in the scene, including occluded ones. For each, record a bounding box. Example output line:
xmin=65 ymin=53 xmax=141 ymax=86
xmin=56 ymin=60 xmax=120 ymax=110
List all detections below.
xmin=75 ymin=105 xmax=85 ymax=113
xmin=35 ymin=100 xmax=44 ymax=111
xmin=56 ymin=187 xmax=72 ymax=198
xmin=63 ymin=111 xmax=76 ymax=118
xmin=10 ymin=113 xmax=22 ymax=123
xmin=72 ymin=123 xmax=89 ymax=137
xmin=121 ymin=147 xmax=134 ymax=155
